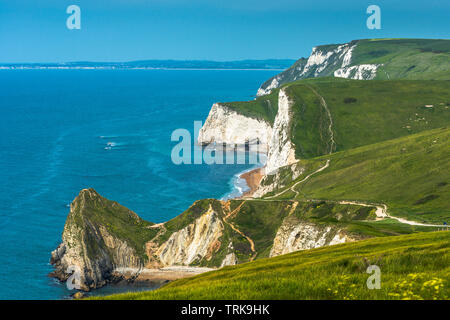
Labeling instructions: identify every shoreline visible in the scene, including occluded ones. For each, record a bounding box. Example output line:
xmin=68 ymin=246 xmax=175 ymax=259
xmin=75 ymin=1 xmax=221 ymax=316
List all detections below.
xmin=239 ymin=167 xmax=264 ymax=198
xmin=113 ymin=266 xmax=214 ymax=283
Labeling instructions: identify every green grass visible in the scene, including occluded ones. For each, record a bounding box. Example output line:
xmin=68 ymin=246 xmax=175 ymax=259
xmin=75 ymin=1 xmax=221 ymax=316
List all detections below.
xmin=284 ymin=78 xmax=450 ymax=158
xmin=258 ymin=39 xmax=450 ymax=93
xmin=352 ymin=39 xmax=450 ymax=80
xmin=265 ymin=127 xmax=450 ymax=224
xmin=94 ymin=231 xmax=450 ymax=300
xmin=223 ymin=78 xmax=450 ymax=159
xmin=223 ymin=88 xmax=280 ymax=124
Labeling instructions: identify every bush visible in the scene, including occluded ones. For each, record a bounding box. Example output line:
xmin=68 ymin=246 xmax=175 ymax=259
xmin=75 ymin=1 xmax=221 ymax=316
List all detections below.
xmin=344 ymin=97 xmax=357 ymax=104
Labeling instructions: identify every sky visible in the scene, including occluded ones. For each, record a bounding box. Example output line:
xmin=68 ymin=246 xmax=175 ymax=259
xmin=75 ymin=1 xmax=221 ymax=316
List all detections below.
xmin=0 ymin=0 xmax=449 ymax=63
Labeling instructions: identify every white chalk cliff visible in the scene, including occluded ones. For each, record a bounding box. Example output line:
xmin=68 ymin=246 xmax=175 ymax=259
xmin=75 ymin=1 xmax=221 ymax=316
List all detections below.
xmin=256 ymin=41 xmax=381 ymax=96
xmin=198 ymin=103 xmax=272 ymax=149
xmin=264 ymin=89 xmax=297 ymax=174
xmin=198 ymin=89 xmax=297 ymax=176
xmin=270 ymin=222 xmax=355 ymax=257
xmin=157 ymin=206 xmax=224 ymax=266
xmin=334 ymin=64 xmax=380 ymax=80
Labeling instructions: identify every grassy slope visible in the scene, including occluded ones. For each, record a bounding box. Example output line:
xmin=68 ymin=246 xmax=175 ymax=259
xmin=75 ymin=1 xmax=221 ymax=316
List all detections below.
xmin=221 ymin=78 xmax=450 ymax=159
xmin=68 ymin=189 xmax=158 ymax=261
xmin=156 ymin=199 xmax=428 ymax=266
xmin=264 ymin=127 xmax=450 ymax=224
xmin=284 ymin=78 xmax=450 ymax=158
xmin=223 ymin=88 xmax=280 ymax=124
xmin=353 ymin=39 xmax=450 ymax=80
xmin=70 ymin=192 xmax=435 ymax=271
xmin=96 ymin=231 xmax=449 ymax=300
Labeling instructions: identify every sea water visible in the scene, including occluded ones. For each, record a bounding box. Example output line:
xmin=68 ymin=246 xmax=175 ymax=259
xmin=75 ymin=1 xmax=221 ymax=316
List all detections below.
xmin=0 ymin=69 xmax=277 ymax=299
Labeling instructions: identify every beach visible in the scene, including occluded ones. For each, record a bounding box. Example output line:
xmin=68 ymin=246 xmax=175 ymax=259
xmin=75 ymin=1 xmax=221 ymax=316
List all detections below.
xmin=240 ymin=167 xmax=264 ymax=197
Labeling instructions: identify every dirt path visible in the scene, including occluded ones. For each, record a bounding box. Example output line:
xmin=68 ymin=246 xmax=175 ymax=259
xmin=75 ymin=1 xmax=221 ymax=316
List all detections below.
xmin=221 ymin=201 xmax=257 ymax=260
xmin=264 ymin=160 xmax=330 ymax=199
xmin=148 ymin=222 xmax=167 ymax=241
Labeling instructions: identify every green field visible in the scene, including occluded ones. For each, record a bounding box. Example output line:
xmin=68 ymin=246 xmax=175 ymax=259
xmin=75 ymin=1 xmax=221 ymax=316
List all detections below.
xmin=264 ymin=127 xmax=450 ymax=224
xmin=353 ymin=39 xmax=450 ymax=80
xmin=94 ymin=231 xmax=449 ymax=300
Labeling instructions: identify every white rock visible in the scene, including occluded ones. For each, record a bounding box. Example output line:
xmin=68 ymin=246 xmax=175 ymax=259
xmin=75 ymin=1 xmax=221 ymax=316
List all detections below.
xmin=198 ymin=103 xmax=272 ymax=149
xmin=265 ymin=89 xmax=297 ymax=174
xmin=157 ymin=206 xmax=224 ymax=266
xmin=334 ymin=64 xmax=380 ymax=80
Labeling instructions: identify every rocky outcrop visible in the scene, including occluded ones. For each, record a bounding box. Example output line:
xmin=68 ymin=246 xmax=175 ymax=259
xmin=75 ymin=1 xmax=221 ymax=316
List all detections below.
xmin=198 ymin=89 xmax=298 ymax=176
xmin=50 ymin=189 xmax=144 ymax=291
xmin=51 ymin=190 xmax=370 ymax=292
xmin=198 ymin=103 xmax=272 ymax=151
xmin=264 ymin=89 xmax=297 ymax=174
xmin=255 ymin=40 xmax=392 ymax=95
xmin=156 ymin=206 xmax=224 ymax=266
xmin=270 ymin=221 xmax=355 ymax=257
xmin=334 ymin=64 xmax=380 ymax=80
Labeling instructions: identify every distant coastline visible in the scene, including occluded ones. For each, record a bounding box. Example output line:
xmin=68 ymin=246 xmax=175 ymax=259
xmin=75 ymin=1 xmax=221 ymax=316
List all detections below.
xmin=0 ymin=59 xmax=295 ymax=71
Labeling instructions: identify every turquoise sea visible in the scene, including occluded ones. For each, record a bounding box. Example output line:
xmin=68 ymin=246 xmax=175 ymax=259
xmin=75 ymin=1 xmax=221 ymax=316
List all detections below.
xmin=0 ymin=69 xmax=278 ymax=299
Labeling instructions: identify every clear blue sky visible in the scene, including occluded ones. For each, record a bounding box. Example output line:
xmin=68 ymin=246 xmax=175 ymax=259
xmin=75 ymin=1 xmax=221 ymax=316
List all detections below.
xmin=0 ymin=0 xmax=448 ymax=63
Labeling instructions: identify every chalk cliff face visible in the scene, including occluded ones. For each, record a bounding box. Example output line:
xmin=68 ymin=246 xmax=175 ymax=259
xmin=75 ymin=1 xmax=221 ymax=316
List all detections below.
xmin=264 ymin=89 xmax=297 ymax=174
xmin=334 ymin=64 xmax=380 ymax=80
xmin=156 ymin=206 xmax=224 ymax=266
xmin=270 ymin=221 xmax=355 ymax=257
xmin=256 ymin=41 xmax=381 ymax=96
xmin=198 ymin=89 xmax=297 ymax=176
xmin=198 ymin=103 xmax=272 ymax=149
xmin=51 ymin=191 xmax=369 ymax=291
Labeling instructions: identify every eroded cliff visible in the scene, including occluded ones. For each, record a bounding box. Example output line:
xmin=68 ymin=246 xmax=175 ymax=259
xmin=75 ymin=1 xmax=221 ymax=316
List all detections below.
xmin=51 ymin=191 xmax=372 ymax=291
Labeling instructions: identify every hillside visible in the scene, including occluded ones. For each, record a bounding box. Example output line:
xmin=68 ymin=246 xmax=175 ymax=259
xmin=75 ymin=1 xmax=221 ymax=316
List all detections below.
xmin=262 ymin=127 xmax=450 ymax=224
xmin=51 ymin=178 xmax=436 ymax=291
xmin=257 ymin=39 xmax=450 ymax=95
xmin=95 ymin=231 xmax=450 ymax=300
xmin=221 ymin=78 xmax=450 ymax=159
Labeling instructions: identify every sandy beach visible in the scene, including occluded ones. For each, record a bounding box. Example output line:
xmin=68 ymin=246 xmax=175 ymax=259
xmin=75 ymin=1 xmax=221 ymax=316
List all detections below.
xmin=113 ymin=266 xmax=214 ymax=284
xmin=240 ymin=167 xmax=263 ymax=197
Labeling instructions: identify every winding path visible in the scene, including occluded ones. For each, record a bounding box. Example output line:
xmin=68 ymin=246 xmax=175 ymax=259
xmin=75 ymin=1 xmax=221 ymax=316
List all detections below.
xmin=222 ymin=201 xmax=257 ymax=260
xmin=264 ymin=159 xmax=330 ymax=199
